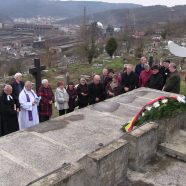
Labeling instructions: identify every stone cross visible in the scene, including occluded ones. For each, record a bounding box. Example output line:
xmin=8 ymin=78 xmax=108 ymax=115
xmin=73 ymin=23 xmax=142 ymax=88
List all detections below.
xmin=29 ymin=58 xmax=46 ymax=93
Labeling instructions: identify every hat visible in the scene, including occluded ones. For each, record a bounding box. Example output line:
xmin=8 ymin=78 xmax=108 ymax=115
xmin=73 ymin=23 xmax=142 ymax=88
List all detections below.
xmin=152 ymin=65 xmax=159 ymax=70
xmin=163 ymin=59 xmax=170 ymax=63
xmin=68 ymin=82 xmax=74 ymax=85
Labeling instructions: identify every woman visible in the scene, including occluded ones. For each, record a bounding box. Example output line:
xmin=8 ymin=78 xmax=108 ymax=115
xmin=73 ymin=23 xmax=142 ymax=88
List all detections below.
xmin=38 ymin=79 xmax=54 ymax=122
xmin=0 ymin=85 xmax=19 ymax=136
xmin=55 ymin=81 xmax=69 ymax=116
xmin=66 ymin=82 xmax=77 ymax=113
xmin=138 ymin=64 xmax=152 ymax=87
xmin=106 ymin=74 xmax=122 ymax=98
xmin=76 ymin=78 xmax=89 ymax=109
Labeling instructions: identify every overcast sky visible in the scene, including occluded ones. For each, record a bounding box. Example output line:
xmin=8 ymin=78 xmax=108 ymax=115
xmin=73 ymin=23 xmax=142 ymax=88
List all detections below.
xmin=64 ymin=0 xmax=186 ymax=7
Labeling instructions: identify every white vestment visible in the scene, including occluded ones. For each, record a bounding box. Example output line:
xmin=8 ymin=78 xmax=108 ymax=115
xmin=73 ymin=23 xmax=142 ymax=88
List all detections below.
xmin=18 ymin=88 xmax=39 ymax=129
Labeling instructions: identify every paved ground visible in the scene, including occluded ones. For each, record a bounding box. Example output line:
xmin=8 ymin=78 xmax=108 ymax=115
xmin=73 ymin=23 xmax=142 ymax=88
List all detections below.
xmin=128 ymin=155 xmax=186 ymax=186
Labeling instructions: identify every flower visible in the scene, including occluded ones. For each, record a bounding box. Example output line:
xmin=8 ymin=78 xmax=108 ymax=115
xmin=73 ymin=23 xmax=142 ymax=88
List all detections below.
xmin=146 ymin=106 xmax=152 ymax=111
xmin=177 ymin=96 xmax=186 ymax=103
xmin=153 ymin=102 xmax=160 ymax=108
xmin=162 ymin=99 xmax=168 ymax=104
xmin=142 ymin=112 xmax=145 ymax=116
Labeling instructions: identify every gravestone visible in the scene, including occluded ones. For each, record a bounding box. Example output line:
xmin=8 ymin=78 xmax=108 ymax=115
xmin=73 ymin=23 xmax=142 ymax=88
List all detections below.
xmin=29 ymin=58 xmax=46 ymax=93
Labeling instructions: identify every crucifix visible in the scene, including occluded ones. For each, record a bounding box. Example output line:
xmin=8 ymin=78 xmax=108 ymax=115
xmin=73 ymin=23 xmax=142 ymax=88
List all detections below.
xmin=29 ymin=58 xmax=46 ymax=93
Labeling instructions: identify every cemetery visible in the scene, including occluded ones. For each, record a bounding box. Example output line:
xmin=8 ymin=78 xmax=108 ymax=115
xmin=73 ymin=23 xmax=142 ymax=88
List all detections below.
xmin=0 ymin=87 xmax=186 ymax=186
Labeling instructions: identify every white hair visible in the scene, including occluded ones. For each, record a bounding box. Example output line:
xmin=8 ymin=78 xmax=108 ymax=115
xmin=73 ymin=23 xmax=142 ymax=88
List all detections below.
xmin=14 ymin=72 xmax=22 ymax=79
xmin=42 ymin=79 xmax=48 ymax=85
xmin=25 ymin=81 xmax=32 ymax=87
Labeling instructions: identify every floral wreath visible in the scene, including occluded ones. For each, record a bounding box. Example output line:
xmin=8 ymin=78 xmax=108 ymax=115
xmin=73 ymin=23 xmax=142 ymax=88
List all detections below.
xmin=122 ymin=95 xmax=186 ymax=132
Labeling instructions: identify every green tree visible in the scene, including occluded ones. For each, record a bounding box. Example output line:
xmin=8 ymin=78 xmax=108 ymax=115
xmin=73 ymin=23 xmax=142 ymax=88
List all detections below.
xmin=105 ymin=37 xmax=118 ymax=58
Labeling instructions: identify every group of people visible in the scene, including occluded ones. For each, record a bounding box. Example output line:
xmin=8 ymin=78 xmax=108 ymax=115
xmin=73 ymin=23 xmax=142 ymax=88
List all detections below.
xmin=0 ymin=56 xmax=181 ymax=136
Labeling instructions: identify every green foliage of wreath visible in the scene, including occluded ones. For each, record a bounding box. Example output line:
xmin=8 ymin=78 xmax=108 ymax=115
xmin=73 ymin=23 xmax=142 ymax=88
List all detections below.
xmin=122 ymin=98 xmax=186 ymax=131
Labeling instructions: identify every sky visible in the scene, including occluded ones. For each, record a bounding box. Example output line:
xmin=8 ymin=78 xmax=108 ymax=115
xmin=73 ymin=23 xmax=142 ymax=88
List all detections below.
xmin=63 ymin=0 xmax=186 ymax=7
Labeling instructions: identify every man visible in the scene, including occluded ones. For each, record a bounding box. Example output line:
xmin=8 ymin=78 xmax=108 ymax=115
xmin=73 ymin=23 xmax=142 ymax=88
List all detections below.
xmin=138 ymin=64 xmax=152 ymax=87
xmin=0 ymin=85 xmax=19 ymax=136
xmin=148 ymin=65 xmax=164 ymax=90
xmin=135 ymin=57 xmax=147 ymax=77
xmin=159 ymin=59 xmax=170 ymax=86
xmin=38 ymin=79 xmax=54 ymax=122
xmin=11 ymin=72 xmax=24 ymax=101
xmin=121 ymin=64 xmax=138 ymax=93
xmin=77 ymin=78 xmax=89 ymax=108
xmin=103 ymin=69 xmax=114 ymax=90
xmin=100 ymin=68 xmax=108 ymax=84
xmin=19 ymin=81 xmax=40 ymax=129
xmin=88 ymin=75 xmax=105 ymax=105
xmin=163 ymin=63 xmax=180 ymax=94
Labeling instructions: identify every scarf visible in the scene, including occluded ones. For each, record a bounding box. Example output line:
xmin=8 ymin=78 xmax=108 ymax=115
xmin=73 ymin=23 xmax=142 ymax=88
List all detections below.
xmin=24 ymin=90 xmax=35 ymax=121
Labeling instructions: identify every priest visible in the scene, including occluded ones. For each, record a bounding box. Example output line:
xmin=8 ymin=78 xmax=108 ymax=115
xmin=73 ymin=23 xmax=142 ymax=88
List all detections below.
xmin=19 ymin=81 xmax=40 ymax=129
xmin=0 ymin=85 xmax=19 ymax=136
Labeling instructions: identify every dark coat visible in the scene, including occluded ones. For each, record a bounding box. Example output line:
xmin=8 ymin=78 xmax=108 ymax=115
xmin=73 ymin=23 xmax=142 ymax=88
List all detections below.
xmin=38 ymin=85 xmax=54 ymax=117
xmin=103 ymin=76 xmax=112 ymax=90
xmin=135 ymin=64 xmax=144 ymax=77
xmin=148 ymin=73 xmax=164 ymax=90
xmin=121 ymin=72 xmax=138 ymax=92
xmin=76 ymin=84 xmax=89 ymax=108
xmin=164 ymin=71 xmax=180 ymax=94
xmin=67 ymin=87 xmax=77 ymax=110
xmin=159 ymin=67 xmax=170 ymax=85
xmin=88 ymin=82 xmax=105 ymax=105
xmin=0 ymin=92 xmax=19 ymax=136
xmin=106 ymin=82 xmax=123 ymax=98
xmin=11 ymin=80 xmax=24 ymax=101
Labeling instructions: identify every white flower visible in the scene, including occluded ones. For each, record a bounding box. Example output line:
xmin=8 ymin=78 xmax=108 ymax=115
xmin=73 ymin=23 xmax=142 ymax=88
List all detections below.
xmin=142 ymin=112 xmax=145 ymax=117
xmin=146 ymin=106 xmax=152 ymax=111
xmin=153 ymin=102 xmax=160 ymax=108
xmin=162 ymin=99 xmax=168 ymax=104
xmin=177 ymin=96 xmax=186 ymax=103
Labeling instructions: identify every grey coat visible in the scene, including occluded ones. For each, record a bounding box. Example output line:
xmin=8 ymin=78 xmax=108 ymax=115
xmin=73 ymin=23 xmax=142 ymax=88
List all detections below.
xmin=55 ymin=88 xmax=69 ymax=110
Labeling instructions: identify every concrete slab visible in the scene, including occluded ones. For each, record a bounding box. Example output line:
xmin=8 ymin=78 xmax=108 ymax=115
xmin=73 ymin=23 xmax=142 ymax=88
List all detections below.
xmin=159 ymin=130 xmax=186 ymax=162
xmin=0 ymin=153 xmax=38 ymax=186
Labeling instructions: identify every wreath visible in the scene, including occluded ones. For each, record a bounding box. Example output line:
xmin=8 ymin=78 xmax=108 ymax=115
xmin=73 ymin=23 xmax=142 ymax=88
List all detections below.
xmin=122 ymin=96 xmax=186 ymax=132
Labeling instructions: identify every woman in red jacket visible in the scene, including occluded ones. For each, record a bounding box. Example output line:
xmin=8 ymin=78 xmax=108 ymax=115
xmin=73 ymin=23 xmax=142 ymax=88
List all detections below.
xmin=138 ymin=64 xmax=152 ymax=87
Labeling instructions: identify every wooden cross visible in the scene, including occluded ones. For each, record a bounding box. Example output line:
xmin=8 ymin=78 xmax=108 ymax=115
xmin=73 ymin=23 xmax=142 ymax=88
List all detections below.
xmin=29 ymin=58 xmax=46 ymax=93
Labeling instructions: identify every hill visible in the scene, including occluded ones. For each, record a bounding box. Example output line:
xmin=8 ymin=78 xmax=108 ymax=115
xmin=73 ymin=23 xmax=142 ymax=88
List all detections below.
xmin=0 ymin=0 xmax=142 ymax=18
xmin=60 ymin=5 xmax=186 ymax=28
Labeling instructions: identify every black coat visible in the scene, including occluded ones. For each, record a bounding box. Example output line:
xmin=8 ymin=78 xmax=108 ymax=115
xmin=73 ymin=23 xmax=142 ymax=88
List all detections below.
xmin=121 ymin=72 xmax=138 ymax=92
xmin=106 ymin=83 xmax=123 ymax=98
xmin=159 ymin=67 xmax=170 ymax=85
xmin=77 ymin=84 xmax=89 ymax=108
xmin=67 ymin=88 xmax=77 ymax=110
xmin=164 ymin=71 xmax=180 ymax=94
xmin=148 ymin=73 xmax=164 ymax=90
xmin=135 ymin=64 xmax=144 ymax=77
xmin=11 ymin=80 xmax=24 ymax=101
xmin=0 ymin=92 xmax=19 ymax=136
xmin=88 ymin=83 xmax=105 ymax=105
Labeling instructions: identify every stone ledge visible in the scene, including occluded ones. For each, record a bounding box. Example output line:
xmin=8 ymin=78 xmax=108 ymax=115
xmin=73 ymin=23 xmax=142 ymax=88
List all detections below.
xmin=129 ymin=122 xmax=159 ymax=138
xmin=126 ymin=122 xmax=158 ymax=170
xmin=79 ymin=138 xmax=129 ymax=186
xmin=88 ymin=139 xmax=128 ymax=161
xmin=27 ymin=163 xmax=85 ymax=186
